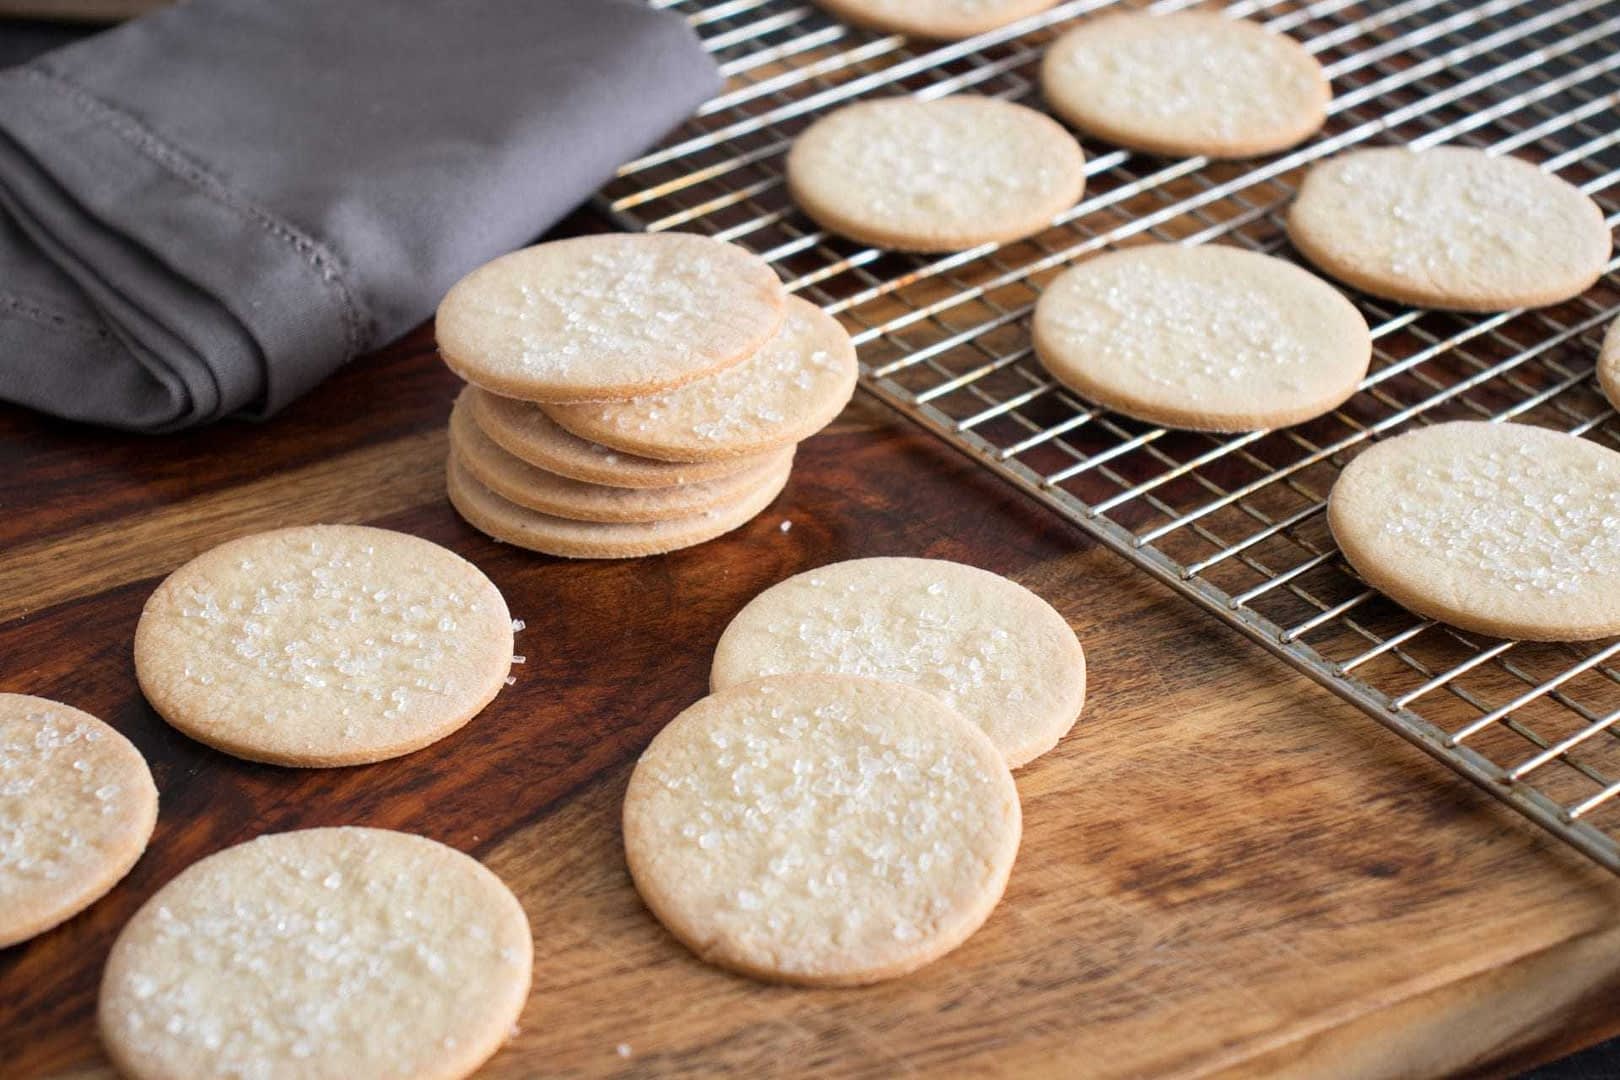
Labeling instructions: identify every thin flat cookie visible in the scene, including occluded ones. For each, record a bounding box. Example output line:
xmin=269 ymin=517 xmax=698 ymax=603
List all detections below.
xmin=1328 ymin=421 xmax=1620 ymax=641
xmin=711 ymin=557 xmax=1085 ymax=766
xmin=451 ymin=389 xmax=793 ymax=522
xmin=447 ymin=452 xmax=791 ymax=560
xmin=1596 ymin=317 xmax=1620 ymax=414
xmin=814 ymin=0 xmax=1059 ymax=39
xmin=1041 ymin=13 xmax=1328 ymax=159
xmin=787 ymin=96 xmax=1085 ymax=253
xmin=0 ymin=694 xmax=158 ymax=948
xmin=1288 ymin=147 xmax=1611 ymax=311
xmin=1032 ymin=244 xmax=1371 ymax=432
xmin=542 ymin=297 xmax=857 ymax=462
xmin=465 ymin=386 xmax=776 ymax=489
xmin=134 ymin=525 xmax=513 ymax=767
xmin=436 ymin=233 xmax=786 ymax=402
xmin=624 ymin=675 xmax=1020 ymax=985
xmin=100 ymin=828 xmax=532 ymax=1080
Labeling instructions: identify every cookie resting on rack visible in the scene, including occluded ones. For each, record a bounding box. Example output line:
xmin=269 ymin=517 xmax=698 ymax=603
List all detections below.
xmin=1327 ymin=420 xmax=1620 ymax=641
xmin=99 ymin=828 xmax=532 ymax=1080
xmin=711 ymin=557 xmax=1085 ymax=767
xmin=623 ymin=675 xmax=1021 ymax=985
xmin=1040 ymin=12 xmax=1329 ymax=159
xmin=133 ymin=525 xmax=514 ymax=767
xmin=1287 ymin=147 xmax=1611 ymax=312
xmin=1031 ymin=244 xmax=1371 ymax=432
xmin=0 ymin=694 xmax=158 ymax=948
xmin=786 ymin=95 xmax=1085 ymax=253
xmin=1596 ymin=317 xmax=1620 ymax=415
xmin=435 ymin=232 xmax=786 ymax=403
xmin=813 ymin=0 xmax=1059 ymax=39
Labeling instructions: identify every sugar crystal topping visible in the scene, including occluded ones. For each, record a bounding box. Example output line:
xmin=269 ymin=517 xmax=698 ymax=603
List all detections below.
xmin=1054 ymin=16 xmax=1319 ymax=140
xmin=104 ymin=830 xmax=527 ymax=1079
xmin=1041 ymin=251 xmax=1322 ymax=395
xmin=630 ymin=679 xmax=1014 ymax=975
xmin=800 ymin=98 xmax=1077 ymax=231
xmin=139 ymin=528 xmax=510 ymax=747
xmin=1363 ymin=426 xmax=1620 ymax=593
xmin=0 ymin=701 xmax=136 ymax=899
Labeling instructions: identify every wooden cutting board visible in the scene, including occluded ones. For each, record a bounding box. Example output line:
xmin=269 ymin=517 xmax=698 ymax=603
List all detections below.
xmin=3 ymin=277 xmax=1620 ymax=1077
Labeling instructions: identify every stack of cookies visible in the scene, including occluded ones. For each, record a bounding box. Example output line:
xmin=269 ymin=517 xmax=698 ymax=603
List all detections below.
xmin=434 ymin=233 xmax=858 ymax=559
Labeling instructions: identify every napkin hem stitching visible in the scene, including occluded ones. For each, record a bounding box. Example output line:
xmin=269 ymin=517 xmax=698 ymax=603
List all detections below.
xmin=0 ymin=293 xmax=111 ymax=341
xmin=17 ymin=65 xmax=373 ymax=357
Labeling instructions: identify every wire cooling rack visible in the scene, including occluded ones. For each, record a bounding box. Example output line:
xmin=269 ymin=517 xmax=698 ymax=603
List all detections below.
xmin=599 ymin=0 xmax=1620 ymax=872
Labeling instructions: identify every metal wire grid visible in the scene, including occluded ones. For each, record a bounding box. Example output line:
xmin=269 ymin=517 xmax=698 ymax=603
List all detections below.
xmin=598 ymin=0 xmax=1620 ymax=872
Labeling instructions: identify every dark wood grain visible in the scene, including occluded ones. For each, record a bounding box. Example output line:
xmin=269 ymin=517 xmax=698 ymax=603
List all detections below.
xmin=4 ymin=244 xmax=1620 ymax=1077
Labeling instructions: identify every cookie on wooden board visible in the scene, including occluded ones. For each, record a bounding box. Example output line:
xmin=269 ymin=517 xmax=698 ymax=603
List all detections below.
xmin=814 ymin=0 xmax=1059 ymax=39
xmin=1328 ymin=420 xmax=1620 ymax=641
xmin=542 ymin=297 xmax=858 ymax=463
xmin=0 ymin=694 xmax=158 ymax=948
xmin=134 ymin=525 xmax=513 ymax=768
xmin=1287 ymin=147 xmax=1611 ymax=312
xmin=1041 ymin=12 xmax=1328 ymax=159
xmin=447 ymin=452 xmax=792 ymax=560
xmin=465 ymin=385 xmax=777 ymax=490
xmin=451 ymin=389 xmax=793 ymax=523
xmin=711 ymin=557 xmax=1085 ymax=766
xmin=787 ymin=95 xmax=1085 ymax=253
xmin=623 ymin=675 xmax=1021 ymax=985
xmin=436 ymin=232 xmax=786 ymax=403
xmin=99 ymin=827 xmax=532 ymax=1080
xmin=1032 ymin=243 xmax=1371 ymax=432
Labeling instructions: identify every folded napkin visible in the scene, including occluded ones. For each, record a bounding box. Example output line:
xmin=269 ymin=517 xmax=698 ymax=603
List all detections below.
xmin=0 ymin=0 xmax=719 ymax=431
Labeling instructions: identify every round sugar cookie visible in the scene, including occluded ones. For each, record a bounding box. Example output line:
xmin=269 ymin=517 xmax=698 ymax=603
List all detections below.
xmin=1328 ymin=421 xmax=1620 ymax=641
xmin=1288 ymin=147 xmax=1611 ymax=312
xmin=99 ymin=827 xmax=532 ymax=1080
xmin=436 ymin=233 xmax=786 ymax=403
xmin=451 ymin=389 xmax=793 ymax=523
xmin=0 ymin=694 xmax=158 ymax=948
xmin=465 ymin=386 xmax=778 ymax=490
xmin=134 ymin=525 xmax=513 ymax=768
xmin=1032 ymin=244 xmax=1371 ymax=432
xmin=1040 ymin=13 xmax=1328 ymax=159
xmin=447 ymin=452 xmax=791 ymax=560
xmin=623 ymin=675 xmax=1020 ymax=985
xmin=1596 ymin=317 xmax=1620 ymax=413
xmin=542 ymin=297 xmax=858 ymax=463
xmin=814 ymin=0 xmax=1059 ymax=39
xmin=711 ymin=557 xmax=1085 ymax=766
xmin=787 ymin=96 xmax=1085 ymax=253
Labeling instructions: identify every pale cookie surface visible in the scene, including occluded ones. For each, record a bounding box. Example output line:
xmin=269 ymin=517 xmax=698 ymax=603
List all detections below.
xmin=787 ymin=96 xmax=1085 ymax=252
xmin=711 ymin=557 xmax=1085 ymax=766
xmin=134 ymin=525 xmax=513 ymax=767
xmin=1328 ymin=421 xmax=1620 ymax=641
xmin=1041 ymin=13 xmax=1328 ymax=159
xmin=1597 ymin=318 xmax=1620 ymax=414
xmin=814 ymin=0 xmax=1058 ymax=39
xmin=0 ymin=694 xmax=157 ymax=948
xmin=542 ymin=298 xmax=858 ymax=462
xmin=448 ymin=452 xmax=791 ymax=560
xmin=465 ymin=386 xmax=777 ymax=489
xmin=451 ymin=389 xmax=793 ymax=522
xmin=100 ymin=827 xmax=532 ymax=1080
xmin=1032 ymin=244 xmax=1371 ymax=432
xmin=436 ymin=233 xmax=786 ymax=402
xmin=623 ymin=675 xmax=1020 ymax=985
xmin=1288 ymin=147 xmax=1611 ymax=311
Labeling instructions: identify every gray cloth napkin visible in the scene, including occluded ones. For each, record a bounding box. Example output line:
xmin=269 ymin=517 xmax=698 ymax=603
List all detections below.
xmin=0 ymin=0 xmax=719 ymax=431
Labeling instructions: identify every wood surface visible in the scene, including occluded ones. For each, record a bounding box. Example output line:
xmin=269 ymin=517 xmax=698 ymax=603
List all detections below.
xmin=4 ymin=263 xmax=1620 ymax=1078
